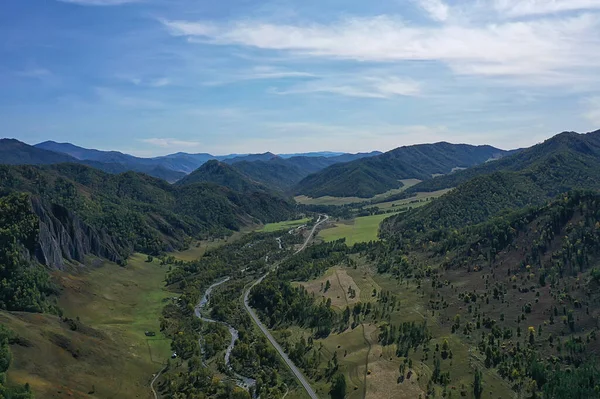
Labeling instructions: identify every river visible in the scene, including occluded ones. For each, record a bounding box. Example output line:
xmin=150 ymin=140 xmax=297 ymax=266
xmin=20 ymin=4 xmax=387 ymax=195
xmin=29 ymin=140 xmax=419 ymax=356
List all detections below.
xmin=195 ymin=277 xmax=257 ymax=391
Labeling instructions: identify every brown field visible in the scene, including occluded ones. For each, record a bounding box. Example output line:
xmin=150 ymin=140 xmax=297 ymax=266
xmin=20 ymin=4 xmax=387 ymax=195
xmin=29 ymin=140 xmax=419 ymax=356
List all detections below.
xmin=296 ymin=267 xmax=362 ymax=309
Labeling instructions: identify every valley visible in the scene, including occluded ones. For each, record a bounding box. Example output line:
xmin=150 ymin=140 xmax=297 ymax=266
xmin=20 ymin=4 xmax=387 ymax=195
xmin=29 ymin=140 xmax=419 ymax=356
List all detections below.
xmin=2 ymin=129 xmax=600 ymax=399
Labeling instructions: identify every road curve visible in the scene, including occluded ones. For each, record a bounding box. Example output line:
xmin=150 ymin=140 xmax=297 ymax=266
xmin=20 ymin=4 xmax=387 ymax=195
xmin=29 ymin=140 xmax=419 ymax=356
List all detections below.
xmin=244 ymin=215 xmax=329 ymax=399
xmin=150 ymin=366 xmax=166 ymax=399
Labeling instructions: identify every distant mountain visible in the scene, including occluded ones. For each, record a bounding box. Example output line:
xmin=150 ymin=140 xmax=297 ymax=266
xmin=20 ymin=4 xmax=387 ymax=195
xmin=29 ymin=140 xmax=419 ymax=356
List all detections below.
xmin=223 ymin=152 xmax=279 ymax=164
xmin=383 ymin=129 xmax=600 ymax=235
xmin=407 ymin=130 xmax=600 ymax=194
xmin=294 ymin=142 xmax=509 ymax=198
xmin=176 ymin=160 xmax=269 ymax=194
xmin=1 ymin=139 xmax=79 ymax=165
xmin=278 ymin=151 xmax=347 ymax=158
xmin=327 ymin=151 xmax=383 ymax=163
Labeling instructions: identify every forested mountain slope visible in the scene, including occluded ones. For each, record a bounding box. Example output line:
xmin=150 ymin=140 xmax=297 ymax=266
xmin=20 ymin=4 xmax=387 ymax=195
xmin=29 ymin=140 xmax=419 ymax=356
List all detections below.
xmin=176 ymin=160 xmax=270 ymax=194
xmin=371 ymin=191 xmax=600 ymax=398
xmin=294 ymin=142 xmax=508 ymax=198
xmin=0 ymin=164 xmax=295 ymax=268
xmin=407 ymin=130 xmax=600 ymax=194
xmin=0 ymin=138 xmax=78 ymax=165
xmin=382 ymin=130 xmax=600 ymax=236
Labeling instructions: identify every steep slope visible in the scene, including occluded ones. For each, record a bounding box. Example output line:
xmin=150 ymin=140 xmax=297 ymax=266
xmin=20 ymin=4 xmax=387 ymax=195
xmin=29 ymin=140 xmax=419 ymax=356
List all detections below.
xmin=0 ymin=139 xmax=79 ymax=164
xmin=176 ymin=160 xmax=270 ymax=194
xmin=0 ymin=163 xmax=295 ymax=267
xmin=231 ymin=156 xmax=346 ymax=191
xmin=407 ymin=130 xmax=600 ymax=194
xmin=2 ymin=140 xmax=182 ymax=182
xmin=381 ymin=131 xmax=600 ymax=237
xmin=36 ymin=141 xmax=191 ymax=179
xmin=295 ymin=142 xmax=507 ymax=198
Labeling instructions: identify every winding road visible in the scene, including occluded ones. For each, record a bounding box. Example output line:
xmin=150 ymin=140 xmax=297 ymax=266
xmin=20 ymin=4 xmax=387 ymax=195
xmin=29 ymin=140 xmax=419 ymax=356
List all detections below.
xmin=243 ymin=215 xmax=329 ymax=399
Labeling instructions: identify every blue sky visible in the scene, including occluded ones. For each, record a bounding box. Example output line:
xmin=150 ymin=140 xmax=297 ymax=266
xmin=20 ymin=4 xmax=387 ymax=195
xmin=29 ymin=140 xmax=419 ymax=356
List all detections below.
xmin=1 ymin=0 xmax=600 ymax=156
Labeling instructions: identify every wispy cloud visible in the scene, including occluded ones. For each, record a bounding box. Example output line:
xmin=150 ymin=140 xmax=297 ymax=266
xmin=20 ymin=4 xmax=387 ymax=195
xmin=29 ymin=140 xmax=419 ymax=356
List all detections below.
xmin=272 ymin=76 xmax=421 ymax=98
xmin=140 ymin=138 xmax=203 ymax=149
xmin=57 ymin=0 xmax=141 ymax=5
xmin=202 ymin=66 xmax=315 ymax=86
xmin=162 ymin=12 xmax=600 ymax=85
xmin=415 ymin=0 xmax=450 ymax=21
xmin=493 ymin=0 xmax=600 ymax=18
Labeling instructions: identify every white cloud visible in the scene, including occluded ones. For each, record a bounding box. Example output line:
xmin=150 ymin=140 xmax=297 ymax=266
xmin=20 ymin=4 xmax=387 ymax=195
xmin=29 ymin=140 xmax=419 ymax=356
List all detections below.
xmin=273 ymin=76 xmax=421 ymax=98
xmin=57 ymin=0 xmax=140 ymax=5
xmin=493 ymin=0 xmax=600 ymax=17
xmin=162 ymin=13 xmax=600 ymax=84
xmin=415 ymin=0 xmax=450 ymax=21
xmin=140 ymin=138 xmax=203 ymax=149
xmin=202 ymin=66 xmax=314 ymax=86
xmin=584 ymin=97 xmax=600 ymax=126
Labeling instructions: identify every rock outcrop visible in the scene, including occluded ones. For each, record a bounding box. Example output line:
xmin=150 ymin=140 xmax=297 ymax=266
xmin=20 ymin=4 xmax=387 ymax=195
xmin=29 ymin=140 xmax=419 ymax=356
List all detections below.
xmin=30 ymin=197 xmax=126 ymax=269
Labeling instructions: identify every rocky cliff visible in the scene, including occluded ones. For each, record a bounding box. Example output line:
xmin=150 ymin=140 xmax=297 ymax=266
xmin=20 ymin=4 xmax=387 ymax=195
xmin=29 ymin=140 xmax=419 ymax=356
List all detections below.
xmin=30 ymin=197 xmax=126 ymax=269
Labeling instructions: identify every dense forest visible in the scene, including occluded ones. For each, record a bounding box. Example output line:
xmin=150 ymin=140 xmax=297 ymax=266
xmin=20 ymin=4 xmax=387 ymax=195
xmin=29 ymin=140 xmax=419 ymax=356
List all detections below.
xmin=294 ymin=142 xmax=508 ymax=198
xmin=0 ymin=164 xmax=295 ymax=263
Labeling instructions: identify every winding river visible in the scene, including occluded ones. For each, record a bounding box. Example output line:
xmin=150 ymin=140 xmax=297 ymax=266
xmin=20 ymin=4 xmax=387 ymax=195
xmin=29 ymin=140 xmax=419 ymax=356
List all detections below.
xmin=195 ymin=277 xmax=257 ymax=391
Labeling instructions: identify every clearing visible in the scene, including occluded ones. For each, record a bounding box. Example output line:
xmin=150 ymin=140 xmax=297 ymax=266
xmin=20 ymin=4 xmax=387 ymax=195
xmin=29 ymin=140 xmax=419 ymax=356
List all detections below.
xmin=294 ymin=179 xmax=422 ymax=206
xmin=257 ymin=217 xmax=312 ymax=233
xmin=319 ymin=213 xmax=396 ymax=246
xmin=4 ymin=253 xmax=172 ymax=399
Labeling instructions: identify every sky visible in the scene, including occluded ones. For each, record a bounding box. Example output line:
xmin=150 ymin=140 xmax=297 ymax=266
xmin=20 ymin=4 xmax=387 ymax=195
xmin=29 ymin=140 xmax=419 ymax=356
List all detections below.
xmin=1 ymin=0 xmax=600 ymax=156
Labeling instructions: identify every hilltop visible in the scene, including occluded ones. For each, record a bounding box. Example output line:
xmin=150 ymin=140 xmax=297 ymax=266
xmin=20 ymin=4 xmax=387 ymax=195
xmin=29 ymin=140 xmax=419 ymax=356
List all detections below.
xmin=294 ymin=142 xmax=509 ymax=198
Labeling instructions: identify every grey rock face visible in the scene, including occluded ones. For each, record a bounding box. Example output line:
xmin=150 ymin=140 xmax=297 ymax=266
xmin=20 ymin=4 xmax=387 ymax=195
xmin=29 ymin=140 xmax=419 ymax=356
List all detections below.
xmin=30 ymin=197 xmax=125 ymax=269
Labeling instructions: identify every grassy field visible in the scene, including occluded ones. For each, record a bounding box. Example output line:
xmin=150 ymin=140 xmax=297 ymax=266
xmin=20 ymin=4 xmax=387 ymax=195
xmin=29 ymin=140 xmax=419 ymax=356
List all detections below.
xmin=318 ymin=213 xmax=397 ymax=246
xmin=294 ymin=179 xmax=422 ymax=206
xmin=283 ymin=262 xmax=515 ymax=399
xmin=4 ymin=254 xmax=173 ymax=399
xmin=173 ymin=232 xmax=244 ymax=262
xmin=256 ymin=217 xmax=312 ymax=233
xmin=368 ymin=188 xmax=453 ymax=210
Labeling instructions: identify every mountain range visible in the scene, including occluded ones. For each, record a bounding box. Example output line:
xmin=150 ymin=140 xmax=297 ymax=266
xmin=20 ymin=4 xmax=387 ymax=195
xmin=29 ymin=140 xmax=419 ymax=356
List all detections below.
xmin=293 ymin=142 xmax=512 ymax=198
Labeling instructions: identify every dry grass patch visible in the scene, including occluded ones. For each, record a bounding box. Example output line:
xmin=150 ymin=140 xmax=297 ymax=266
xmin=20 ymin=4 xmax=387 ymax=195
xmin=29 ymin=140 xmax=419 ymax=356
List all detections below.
xmin=297 ymin=267 xmax=361 ymax=309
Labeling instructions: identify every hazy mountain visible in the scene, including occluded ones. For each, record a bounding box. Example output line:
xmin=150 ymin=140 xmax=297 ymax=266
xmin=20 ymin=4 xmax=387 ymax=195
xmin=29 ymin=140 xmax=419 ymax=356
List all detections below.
xmin=176 ymin=160 xmax=270 ymax=194
xmin=384 ymin=129 xmax=600 ymax=234
xmin=222 ymin=152 xmax=279 ymax=164
xmin=1 ymin=139 xmax=79 ymax=165
xmin=294 ymin=142 xmax=509 ymax=198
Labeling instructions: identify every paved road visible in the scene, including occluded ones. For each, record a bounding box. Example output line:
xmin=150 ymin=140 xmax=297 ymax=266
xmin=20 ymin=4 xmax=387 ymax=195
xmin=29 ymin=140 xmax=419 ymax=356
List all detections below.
xmin=243 ymin=215 xmax=329 ymax=399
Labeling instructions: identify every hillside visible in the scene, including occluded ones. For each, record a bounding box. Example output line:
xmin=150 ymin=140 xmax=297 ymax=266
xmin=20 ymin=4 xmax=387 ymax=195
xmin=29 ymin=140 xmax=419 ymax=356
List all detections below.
xmin=0 ymin=163 xmax=295 ymax=267
xmin=230 ymin=156 xmax=348 ymax=191
xmin=406 ymin=130 xmax=600 ymax=194
xmin=380 ymin=130 xmax=600 ymax=236
xmin=294 ymin=142 xmax=508 ymax=198
xmin=176 ymin=160 xmax=271 ymax=194
xmin=0 ymin=139 xmax=79 ymax=165
xmin=371 ymin=190 xmax=600 ymax=398
xmin=36 ymin=141 xmax=193 ymax=179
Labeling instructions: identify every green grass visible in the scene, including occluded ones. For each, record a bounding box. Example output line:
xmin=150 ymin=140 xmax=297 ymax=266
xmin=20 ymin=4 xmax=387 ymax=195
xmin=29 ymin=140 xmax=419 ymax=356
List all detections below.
xmin=319 ymin=213 xmax=397 ymax=246
xmin=256 ymin=217 xmax=312 ymax=233
xmin=294 ymin=179 xmax=423 ymax=206
xmin=368 ymin=188 xmax=452 ymax=210
xmin=2 ymin=253 xmax=174 ymax=399
xmin=173 ymin=232 xmax=244 ymax=261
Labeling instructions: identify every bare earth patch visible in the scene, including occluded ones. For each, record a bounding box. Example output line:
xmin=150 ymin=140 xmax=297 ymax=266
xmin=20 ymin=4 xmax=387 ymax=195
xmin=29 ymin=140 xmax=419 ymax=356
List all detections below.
xmin=297 ymin=267 xmax=361 ymax=309
xmin=366 ymin=343 xmax=425 ymax=399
